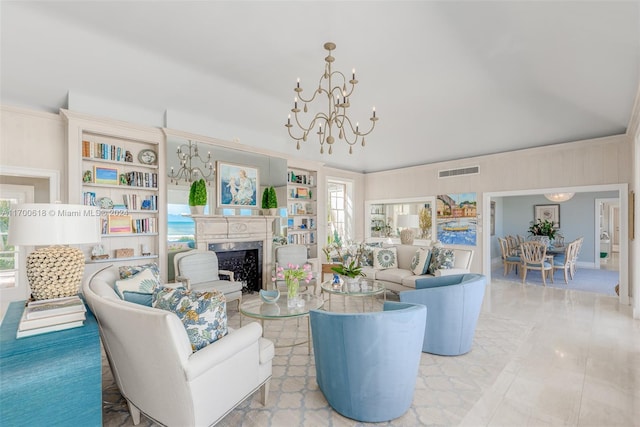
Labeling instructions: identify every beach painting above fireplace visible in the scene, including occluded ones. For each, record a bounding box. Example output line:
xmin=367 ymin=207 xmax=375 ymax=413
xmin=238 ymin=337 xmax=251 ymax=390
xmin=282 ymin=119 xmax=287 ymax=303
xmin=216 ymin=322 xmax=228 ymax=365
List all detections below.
xmin=217 ymin=162 xmax=258 ymax=208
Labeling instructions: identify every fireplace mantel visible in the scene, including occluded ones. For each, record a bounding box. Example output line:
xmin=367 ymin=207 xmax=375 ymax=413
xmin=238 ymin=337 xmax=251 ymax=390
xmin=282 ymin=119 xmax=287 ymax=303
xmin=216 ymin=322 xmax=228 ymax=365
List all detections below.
xmin=191 ymin=215 xmax=276 ymax=289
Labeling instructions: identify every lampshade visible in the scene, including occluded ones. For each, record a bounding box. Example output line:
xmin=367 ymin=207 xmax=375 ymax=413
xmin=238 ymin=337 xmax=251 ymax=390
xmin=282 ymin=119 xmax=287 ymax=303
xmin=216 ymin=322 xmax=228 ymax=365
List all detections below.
xmin=544 ymin=193 xmax=575 ymax=203
xmin=397 ymin=214 xmax=419 ymax=229
xmin=8 ymin=203 xmax=101 ymax=246
xmin=8 ymin=203 xmax=101 ymax=300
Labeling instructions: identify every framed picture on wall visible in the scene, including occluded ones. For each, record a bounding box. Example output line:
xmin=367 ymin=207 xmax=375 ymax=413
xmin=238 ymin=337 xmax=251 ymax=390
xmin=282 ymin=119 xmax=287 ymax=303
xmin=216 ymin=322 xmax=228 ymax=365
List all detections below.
xmin=534 ymin=204 xmax=560 ymax=228
xmin=490 ymin=201 xmax=496 ymax=236
xmin=217 ymin=162 xmax=258 ymax=208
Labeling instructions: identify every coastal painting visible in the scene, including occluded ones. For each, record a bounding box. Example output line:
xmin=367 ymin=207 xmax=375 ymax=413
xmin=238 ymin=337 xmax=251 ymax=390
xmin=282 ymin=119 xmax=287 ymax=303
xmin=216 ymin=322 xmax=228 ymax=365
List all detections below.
xmin=436 ymin=193 xmax=477 ymax=246
xmin=217 ymin=162 xmax=258 ymax=208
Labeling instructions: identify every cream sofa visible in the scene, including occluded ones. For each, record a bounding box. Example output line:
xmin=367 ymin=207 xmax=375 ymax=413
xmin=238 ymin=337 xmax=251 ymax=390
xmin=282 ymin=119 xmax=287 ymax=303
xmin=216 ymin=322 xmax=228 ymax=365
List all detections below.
xmin=361 ymin=244 xmax=474 ymax=294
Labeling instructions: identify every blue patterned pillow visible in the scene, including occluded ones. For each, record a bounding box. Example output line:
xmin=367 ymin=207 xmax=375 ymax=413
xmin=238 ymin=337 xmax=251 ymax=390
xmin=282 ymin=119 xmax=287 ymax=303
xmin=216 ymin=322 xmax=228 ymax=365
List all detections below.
xmin=373 ymin=247 xmax=398 ymax=269
xmin=152 ymin=287 xmax=228 ymax=352
xmin=114 ymin=268 xmax=159 ymax=306
xmin=360 ymin=243 xmax=382 ymax=267
xmin=410 ymin=248 xmax=431 ymax=275
xmin=119 ymin=263 xmax=160 ymax=281
xmin=428 ymin=247 xmax=455 ymax=274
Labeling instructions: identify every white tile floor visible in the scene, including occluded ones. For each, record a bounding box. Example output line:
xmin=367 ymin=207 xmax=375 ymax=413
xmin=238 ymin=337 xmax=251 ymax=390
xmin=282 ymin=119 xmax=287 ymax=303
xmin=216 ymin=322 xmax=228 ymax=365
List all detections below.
xmin=462 ymin=280 xmax=640 ymax=426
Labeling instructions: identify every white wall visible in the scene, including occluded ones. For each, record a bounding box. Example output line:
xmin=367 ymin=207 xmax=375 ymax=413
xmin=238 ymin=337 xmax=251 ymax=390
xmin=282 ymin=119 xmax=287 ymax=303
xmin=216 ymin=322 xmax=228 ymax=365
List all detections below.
xmin=364 ymin=134 xmax=632 ymax=277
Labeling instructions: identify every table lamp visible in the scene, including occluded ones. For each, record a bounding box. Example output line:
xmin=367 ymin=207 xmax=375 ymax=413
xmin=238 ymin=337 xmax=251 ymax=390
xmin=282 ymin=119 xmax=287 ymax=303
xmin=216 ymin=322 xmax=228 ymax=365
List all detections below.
xmin=397 ymin=214 xmax=419 ymax=245
xmin=8 ymin=203 xmax=101 ymax=300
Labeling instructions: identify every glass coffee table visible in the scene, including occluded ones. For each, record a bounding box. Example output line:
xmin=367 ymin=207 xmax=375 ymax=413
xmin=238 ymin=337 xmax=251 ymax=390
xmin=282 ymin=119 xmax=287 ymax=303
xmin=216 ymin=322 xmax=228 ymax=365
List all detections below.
xmin=321 ymin=278 xmax=386 ymax=312
xmin=239 ymin=293 xmax=324 ymax=354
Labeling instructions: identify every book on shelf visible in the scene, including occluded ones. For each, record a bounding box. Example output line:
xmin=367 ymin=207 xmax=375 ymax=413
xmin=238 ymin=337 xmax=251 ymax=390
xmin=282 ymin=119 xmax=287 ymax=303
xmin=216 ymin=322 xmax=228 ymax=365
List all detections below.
xmin=25 ymin=295 xmax=86 ymax=320
xmin=18 ymin=307 xmax=86 ymax=331
xmin=16 ymin=319 xmax=85 ymax=339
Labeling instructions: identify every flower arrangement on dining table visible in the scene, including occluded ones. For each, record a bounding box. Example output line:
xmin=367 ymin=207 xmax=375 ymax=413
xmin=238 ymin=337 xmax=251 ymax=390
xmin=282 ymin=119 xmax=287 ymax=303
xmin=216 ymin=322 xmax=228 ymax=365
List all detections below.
xmin=273 ymin=263 xmax=313 ymax=300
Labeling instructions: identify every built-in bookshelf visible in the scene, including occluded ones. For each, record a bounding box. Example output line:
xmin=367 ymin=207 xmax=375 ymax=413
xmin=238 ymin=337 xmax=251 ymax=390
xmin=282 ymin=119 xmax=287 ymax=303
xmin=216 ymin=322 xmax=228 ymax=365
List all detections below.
xmin=63 ymin=110 xmax=166 ymax=278
xmin=287 ymin=167 xmax=317 ymax=258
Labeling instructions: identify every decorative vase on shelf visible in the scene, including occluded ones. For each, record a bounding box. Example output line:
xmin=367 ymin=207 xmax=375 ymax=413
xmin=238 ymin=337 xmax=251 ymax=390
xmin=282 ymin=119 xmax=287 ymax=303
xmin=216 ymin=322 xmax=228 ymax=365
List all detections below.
xmin=286 ymin=278 xmax=300 ymax=309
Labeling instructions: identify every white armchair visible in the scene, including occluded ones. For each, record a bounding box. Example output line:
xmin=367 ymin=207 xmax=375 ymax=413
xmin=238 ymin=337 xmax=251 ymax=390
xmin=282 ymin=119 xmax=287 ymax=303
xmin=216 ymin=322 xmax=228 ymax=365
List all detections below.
xmin=83 ymin=265 xmax=273 ymax=426
xmin=174 ymin=249 xmax=243 ymax=309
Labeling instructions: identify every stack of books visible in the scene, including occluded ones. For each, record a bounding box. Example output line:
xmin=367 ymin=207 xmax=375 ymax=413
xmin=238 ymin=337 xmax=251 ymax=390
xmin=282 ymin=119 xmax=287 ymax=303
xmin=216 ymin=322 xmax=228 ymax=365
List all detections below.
xmin=17 ymin=296 xmax=87 ymax=338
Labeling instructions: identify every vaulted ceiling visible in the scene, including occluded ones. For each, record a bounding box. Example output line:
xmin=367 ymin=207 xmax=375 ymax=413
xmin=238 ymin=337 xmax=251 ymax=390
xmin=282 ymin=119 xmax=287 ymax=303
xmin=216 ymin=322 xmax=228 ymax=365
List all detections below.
xmin=2 ymin=1 xmax=639 ymax=173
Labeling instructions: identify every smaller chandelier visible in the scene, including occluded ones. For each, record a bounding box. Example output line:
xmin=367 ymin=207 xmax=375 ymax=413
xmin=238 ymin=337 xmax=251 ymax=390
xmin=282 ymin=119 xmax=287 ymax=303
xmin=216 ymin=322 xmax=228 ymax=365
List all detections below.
xmin=544 ymin=193 xmax=575 ymax=202
xmin=167 ymin=140 xmax=214 ymax=185
xmin=285 ymin=42 xmax=378 ymax=154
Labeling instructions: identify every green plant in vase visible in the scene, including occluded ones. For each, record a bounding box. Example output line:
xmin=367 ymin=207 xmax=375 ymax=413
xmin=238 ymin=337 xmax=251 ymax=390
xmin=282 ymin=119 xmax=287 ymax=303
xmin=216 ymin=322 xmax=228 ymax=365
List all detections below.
xmin=189 ymin=179 xmax=207 ymax=214
xmin=528 ymin=219 xmax=557 ymax=240
xmin=268 ymin=186 xmax=278 ymax=215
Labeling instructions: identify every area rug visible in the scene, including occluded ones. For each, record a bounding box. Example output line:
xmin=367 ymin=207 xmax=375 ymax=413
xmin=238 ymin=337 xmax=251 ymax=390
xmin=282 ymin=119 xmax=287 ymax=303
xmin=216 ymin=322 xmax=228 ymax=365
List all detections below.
xmin=491 ymin=265 xmax=618 ymax=296
xmin=102 ymin=294 xmax=534 ymax=427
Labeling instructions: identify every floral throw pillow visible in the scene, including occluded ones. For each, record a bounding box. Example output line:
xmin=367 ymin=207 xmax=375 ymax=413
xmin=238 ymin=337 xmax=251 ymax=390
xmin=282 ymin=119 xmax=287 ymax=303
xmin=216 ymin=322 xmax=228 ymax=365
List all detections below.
xmin=373 ymin=247 xmax=398 ymax=269
xmin=119 ymin=263 xmax=160 ymax=281
xmin=428 ymin=247 xmax=455 ymax=274
xmin=410 ymin=248 xmax=431 ymax=275
xmin=152 ymin=287 xmax=228 ymax=352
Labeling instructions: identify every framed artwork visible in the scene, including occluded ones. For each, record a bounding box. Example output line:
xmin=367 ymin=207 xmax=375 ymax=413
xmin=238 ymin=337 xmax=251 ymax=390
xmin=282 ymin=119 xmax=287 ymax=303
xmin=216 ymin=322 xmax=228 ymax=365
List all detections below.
xmin=217 ymin=162 xmax=258 ymax=208
xmin=108 ymin=214 xmax=132 ymax=234
xmin=435 ymin=192 xmax=477 ymax=246
xmin=94 ymin=166 xmax=119 ymax=185
xmin=534 ymin=204 xmax=560 ymax=228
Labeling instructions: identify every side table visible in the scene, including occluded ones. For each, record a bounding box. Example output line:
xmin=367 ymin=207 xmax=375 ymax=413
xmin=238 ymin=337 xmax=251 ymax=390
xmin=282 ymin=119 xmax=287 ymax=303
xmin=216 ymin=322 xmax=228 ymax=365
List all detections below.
xmin=0 ymin=300 xmax=102 ymax=426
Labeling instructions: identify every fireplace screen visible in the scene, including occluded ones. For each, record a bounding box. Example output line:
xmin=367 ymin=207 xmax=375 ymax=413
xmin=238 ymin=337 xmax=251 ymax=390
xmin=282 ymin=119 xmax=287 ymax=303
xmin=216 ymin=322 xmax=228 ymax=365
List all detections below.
xmin=208 ymin=241 xmax=263 ymax=293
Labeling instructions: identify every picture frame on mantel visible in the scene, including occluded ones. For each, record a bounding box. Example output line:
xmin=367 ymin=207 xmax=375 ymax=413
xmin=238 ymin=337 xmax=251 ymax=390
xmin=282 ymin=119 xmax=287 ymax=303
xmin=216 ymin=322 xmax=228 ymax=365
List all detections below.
xmin=534 ymin=204 xmax=560 ymax=228
xmin=217 ymin=162 xmax=258 ymax=208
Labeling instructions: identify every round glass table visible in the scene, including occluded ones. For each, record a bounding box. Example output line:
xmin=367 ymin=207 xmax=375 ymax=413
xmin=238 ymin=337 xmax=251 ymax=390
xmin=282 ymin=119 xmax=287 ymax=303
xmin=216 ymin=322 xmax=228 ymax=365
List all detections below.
xmin=239 ymin=292 xmax=324 ymax=354
xmin=320 ymin=278 xmax=386 ymax=312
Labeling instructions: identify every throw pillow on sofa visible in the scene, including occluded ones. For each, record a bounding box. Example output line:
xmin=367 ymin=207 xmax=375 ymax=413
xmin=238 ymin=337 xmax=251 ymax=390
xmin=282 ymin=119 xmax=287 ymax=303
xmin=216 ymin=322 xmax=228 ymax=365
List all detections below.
xmin=152 ymin=287 xmax=228 ymax=352
xmin=373 ymin=247 xmax=398 ymax=269
xmin=114 ymin=267 xmax=160 ymax=306
xmin=119 ymin=263 xmax=160 ymax=281
xmin=428 ymin=247 xmax=455 ymax=274
xmin=411 ymin=248 xmax=431 ymax=275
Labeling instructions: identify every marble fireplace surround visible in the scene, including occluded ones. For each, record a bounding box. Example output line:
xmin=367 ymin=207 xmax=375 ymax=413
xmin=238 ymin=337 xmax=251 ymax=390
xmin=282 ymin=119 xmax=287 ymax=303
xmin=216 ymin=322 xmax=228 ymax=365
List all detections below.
xmin=192 ymin=215 xmax=276 ymax=290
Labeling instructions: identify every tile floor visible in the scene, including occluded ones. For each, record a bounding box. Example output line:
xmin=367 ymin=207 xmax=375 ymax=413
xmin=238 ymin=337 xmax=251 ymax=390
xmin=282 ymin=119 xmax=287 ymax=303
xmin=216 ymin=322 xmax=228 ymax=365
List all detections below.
xmin=103 ymin=278 xmax=639 ymax=426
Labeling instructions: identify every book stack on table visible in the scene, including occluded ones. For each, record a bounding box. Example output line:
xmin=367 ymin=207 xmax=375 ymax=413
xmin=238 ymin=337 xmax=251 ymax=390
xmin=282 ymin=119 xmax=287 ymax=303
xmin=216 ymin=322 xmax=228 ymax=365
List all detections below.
xmin=17 ymin=296 xmax=87 ymax=338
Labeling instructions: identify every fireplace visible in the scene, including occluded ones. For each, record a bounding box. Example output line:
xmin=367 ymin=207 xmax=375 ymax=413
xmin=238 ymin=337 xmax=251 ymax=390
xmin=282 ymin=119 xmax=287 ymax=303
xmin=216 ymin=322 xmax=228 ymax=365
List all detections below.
xmin=208 ymin=241 xmax=263 ymax=293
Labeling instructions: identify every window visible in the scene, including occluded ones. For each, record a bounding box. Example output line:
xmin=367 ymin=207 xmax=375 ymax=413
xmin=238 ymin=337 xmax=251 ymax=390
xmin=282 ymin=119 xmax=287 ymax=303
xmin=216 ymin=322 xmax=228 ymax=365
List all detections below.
xmin=328 ymin=180 xmax=353 ymax=243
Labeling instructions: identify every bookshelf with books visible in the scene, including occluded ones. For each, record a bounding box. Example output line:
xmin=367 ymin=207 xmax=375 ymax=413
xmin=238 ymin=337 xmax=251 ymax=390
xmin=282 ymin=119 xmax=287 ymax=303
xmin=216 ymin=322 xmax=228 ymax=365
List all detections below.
xmin=63 ymin=110 xmax=166 ymax=280
xmin=287 ymin=167 xmax=318 ymax=259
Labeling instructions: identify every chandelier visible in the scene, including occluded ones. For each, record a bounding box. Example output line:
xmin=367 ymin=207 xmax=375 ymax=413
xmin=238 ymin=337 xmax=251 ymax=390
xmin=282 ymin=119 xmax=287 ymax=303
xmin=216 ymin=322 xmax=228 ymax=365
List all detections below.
xmin=167 ymin=140 xmax=214 ymax=185
xmin=285 ymin=42 xmax=378 ymax=154
xmin=544 ymin=193 xmax=575 ymax=202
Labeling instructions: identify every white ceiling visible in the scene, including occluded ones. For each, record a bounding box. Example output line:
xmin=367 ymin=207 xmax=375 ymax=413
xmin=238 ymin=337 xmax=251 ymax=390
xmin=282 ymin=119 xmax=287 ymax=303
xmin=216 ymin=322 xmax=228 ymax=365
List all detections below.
xmin=2 ymin=1 xmax=639 ymax=173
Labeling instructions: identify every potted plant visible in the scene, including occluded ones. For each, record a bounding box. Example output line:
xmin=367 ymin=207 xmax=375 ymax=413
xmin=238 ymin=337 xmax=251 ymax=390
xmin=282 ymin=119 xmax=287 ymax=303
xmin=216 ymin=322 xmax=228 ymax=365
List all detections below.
xmin=189 ymin=178 xmax=207 ymax=214
xmin=528 ymin=219 xmax=557 ymax=241
xmin=268 ymin=186 xmax=278 ymax=215
xmin=261 ymin=187 xmax=270 ymax=215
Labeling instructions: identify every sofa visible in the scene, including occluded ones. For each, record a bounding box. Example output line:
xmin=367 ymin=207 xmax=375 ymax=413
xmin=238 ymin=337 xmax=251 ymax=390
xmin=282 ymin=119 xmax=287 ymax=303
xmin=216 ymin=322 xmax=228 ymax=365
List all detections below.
xmin=361 ymin=244 xmax=474 ymax=294
xmin=83 ymin=265 xmax=273 ymax=426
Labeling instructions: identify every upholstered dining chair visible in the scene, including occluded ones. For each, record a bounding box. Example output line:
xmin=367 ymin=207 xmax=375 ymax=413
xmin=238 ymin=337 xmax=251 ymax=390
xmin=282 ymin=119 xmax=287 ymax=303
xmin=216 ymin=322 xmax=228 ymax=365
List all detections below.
xmin=274 ymin=244 xmax=317 ymax=294
xmin=520 ymin=241 xmax=554 ymax=285
xmin=174 ymin=250 xmax=243 ymax=309
xmin=310 ymin=301 xmax=426 ymax=423
xmin=552 ymin=240 xmax=577 ymax=284
xmin=498 ymin=237 xmax=521 ymax=276
xmin=505 ymin=235 xmax=519 ymax=256
xmin=399 ymin=273 xmax=486 ymax=356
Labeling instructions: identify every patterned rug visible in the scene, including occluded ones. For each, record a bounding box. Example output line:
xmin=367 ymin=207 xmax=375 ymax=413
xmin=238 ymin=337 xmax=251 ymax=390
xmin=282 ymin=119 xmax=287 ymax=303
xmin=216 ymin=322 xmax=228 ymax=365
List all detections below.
xmin=102 ymin=293 xmax=534 ymax=427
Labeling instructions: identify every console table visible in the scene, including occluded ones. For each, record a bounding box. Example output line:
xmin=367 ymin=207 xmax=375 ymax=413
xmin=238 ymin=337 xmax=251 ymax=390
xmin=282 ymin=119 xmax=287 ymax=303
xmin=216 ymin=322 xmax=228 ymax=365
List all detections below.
xmin=0 ymin=300 xmax=102 ymax=426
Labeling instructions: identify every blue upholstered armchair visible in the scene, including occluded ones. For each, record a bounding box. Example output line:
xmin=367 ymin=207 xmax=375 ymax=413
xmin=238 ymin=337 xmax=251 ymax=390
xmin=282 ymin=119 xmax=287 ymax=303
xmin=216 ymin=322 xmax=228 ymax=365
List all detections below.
xmin=400 ymin=273 xmax=486 ymax=356
xmin=309 ymin=301 xmax=426 ymax=423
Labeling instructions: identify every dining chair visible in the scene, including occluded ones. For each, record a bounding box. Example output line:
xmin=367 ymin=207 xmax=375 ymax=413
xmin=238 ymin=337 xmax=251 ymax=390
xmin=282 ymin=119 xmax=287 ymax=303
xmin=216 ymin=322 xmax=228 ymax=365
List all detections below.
xmin=552 ymin=240 xmax=577 ymax=284
xmin=498 ymin=237 xmax=521 ymax=276
xmin=519 ymin=241 xmax=554 ymax=285
xmin=505 ymin=235 xmax=519 ymax=256
xmin=570 ymin=237 xmax=584 ymax=278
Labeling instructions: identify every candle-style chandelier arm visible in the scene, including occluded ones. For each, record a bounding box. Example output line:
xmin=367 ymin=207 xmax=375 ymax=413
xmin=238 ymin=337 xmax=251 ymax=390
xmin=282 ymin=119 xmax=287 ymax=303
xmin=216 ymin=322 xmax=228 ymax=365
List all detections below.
xmin=285 ymin=42 xmax=378 ymax=155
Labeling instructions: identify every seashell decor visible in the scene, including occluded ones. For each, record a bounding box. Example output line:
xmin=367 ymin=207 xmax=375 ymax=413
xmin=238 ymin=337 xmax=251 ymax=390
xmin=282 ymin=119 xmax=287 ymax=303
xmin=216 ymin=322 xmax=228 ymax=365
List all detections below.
xmin=26 ymin=245 xmax=85 ymax=300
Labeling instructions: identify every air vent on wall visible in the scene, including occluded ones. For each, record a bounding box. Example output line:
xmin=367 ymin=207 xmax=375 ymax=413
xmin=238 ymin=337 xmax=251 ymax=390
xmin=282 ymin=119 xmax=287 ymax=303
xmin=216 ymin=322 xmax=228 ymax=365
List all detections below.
xmin=438 ymin=166 xmax=480 ymax=178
